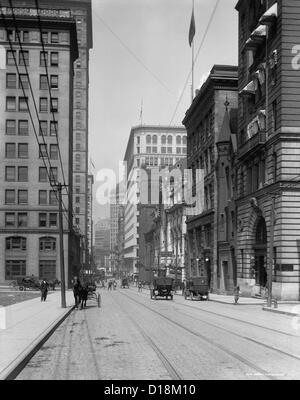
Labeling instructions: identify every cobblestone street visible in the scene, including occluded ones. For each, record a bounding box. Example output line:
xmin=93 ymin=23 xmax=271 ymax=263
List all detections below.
xmin=16 ymin=287 xmax=300 ymax=380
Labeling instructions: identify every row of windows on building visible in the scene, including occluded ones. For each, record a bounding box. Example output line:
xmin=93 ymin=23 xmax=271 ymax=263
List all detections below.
xmin=6 ymin=96 xmax=59 ymax=113
xmin=4 ymin=213 xmax=58 ymax=228
xmin=6 ymin=73 xmax=59 ymax=90
xmin=4 ymin=143 xmax=59 ymax=160
xmin=6 ymin=29 xmax=66 ymax=45
xmin=141 ymin=135 xmax=186 ymax=146
xmin=188 ymin=111 xmax=214 ymax=149
xmin=4 ymin=166 xmax=58 ymax=183
xmin=138 ymin=146 xmax=187 ymax=155
xmin=191 ymin=148 xmax=214 ymax=177
xmin=6 ymin=236 xmax=56 ymax=251
xmin=4 ymin=189 xmax=57 ymax=206
xmin=5 ymin=119 xmax=58 ymax=136
xmin=5 ymin=259 xmax=57 ymax=281
xmin=7 ymin=50 xmax=59 ymax=67
xmin=136 ymin=157 xmax=183 ymax=168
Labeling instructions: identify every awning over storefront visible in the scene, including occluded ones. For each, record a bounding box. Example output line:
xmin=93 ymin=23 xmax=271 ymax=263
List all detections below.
xmin=259 ymin=3 xmax=278 ymax=26
xmin=250 ymin=25 xmax=267 ymax=43
xmin=239 ymin=80 xmax=256 ymax=96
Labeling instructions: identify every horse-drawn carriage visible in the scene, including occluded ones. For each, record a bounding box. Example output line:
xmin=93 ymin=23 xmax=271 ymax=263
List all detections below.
xmin=9 ymin=276 xmax=41 ymax=291
xmin=121 ymin=278 xmax=129 ymax=289
xmin=150 ymin=277 xmax=174 ymax=300
xmin=184 ymin=277 xmax=209 ymax=301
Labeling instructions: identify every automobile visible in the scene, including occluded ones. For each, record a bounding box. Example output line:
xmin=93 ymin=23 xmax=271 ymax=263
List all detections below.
xmin=150 ymin=277 xmax=174 ymax=300
xmin=184 ymin=277 xmax=209 ymax=301
xmin=10 ymin=276 xmax=42 ymax=291
xmin=121 ymin=278 xmax=129 ymax=288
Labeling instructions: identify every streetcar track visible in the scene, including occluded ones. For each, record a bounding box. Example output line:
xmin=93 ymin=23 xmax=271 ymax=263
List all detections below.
xmin=124 ymin=290 xmax=300 ymax=361
xmin=112 ymin=294 xmax=183 ymax=381
xmin=82 ymin=309 xmax=102 ymax=380
xmin=118 ymin=290 xmax=280 ymax=380
xmin=127 ymin=288 xmax=298 ymax=338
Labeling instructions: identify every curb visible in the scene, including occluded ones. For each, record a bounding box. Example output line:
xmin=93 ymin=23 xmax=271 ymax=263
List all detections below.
xmin=209 ymin=299 xmax=264 ymax=306
xmin=0 ymin=305 xmax=75 ymax=381
xmin=262 ymin=307 xmax=300 ymax=317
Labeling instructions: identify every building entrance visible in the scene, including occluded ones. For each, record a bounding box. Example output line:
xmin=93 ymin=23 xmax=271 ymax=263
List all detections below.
xmin=253 ymin=217 xmax=268 ymax=291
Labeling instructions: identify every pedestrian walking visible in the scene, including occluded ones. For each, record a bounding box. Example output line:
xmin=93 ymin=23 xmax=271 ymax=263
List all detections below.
xmin=138 ymin=281 xmax=142 ymax=292
xmin=234 ymin=285 xmax=240 ymax=304
xmin=40 ymin=279 xmax=49 ymax=302
xmin=72 ymin=277 xmax=82 ymax=309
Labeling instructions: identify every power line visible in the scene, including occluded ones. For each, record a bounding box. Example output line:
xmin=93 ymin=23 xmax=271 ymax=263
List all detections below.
xmin=169 ymin=0 xmax=221 ymax=126
xmin=93 ymin=11 xmax=175 ymax=96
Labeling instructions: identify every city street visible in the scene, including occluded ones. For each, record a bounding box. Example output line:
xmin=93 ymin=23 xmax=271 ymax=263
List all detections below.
xmin=16 ymin=287 xmax=300 ymax=380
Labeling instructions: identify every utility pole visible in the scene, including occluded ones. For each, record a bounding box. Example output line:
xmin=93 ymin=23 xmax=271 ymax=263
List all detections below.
xmin=57 ymin=183 xmax=67 ymax=309
xmin=267 ymin=195 xmax=276 ymax=308
xmin=174 ymin=232 xmax=178 ymax=293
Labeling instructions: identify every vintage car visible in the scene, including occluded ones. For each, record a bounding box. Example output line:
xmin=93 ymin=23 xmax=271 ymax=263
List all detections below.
xmin=150 ymin=277 xmax=174 ymax=300
xmin=121 ymin=278 xmax=129 ymax=288
xmin=10 ymin=276 xmax=42 ymax=291
xmin=184 ymin=277 xmax=209 ymax=301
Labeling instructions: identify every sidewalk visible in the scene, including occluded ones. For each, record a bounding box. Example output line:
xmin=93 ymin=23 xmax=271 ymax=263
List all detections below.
xmin=0 ymin=290 xmax=74 ymax=380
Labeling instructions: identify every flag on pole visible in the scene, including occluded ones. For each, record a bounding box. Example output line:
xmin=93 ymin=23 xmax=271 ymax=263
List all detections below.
xmin=189 ymin=8 xmax=196 ymax=47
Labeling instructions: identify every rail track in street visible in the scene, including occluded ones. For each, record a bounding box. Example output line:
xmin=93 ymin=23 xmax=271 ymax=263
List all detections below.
xmin=118 ymin=289 xmax=300 ymax=380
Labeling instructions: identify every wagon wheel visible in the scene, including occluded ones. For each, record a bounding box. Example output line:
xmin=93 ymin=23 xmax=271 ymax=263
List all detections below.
xmin=19 ymin=286 xmax=24 ymax=291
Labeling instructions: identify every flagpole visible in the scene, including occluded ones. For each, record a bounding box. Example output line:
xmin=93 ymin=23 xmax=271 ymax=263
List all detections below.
xmin=191 ymin=0 xmax=195 ymax=103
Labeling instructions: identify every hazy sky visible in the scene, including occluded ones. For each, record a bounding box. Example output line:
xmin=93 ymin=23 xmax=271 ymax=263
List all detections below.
xmin=89 ymin=0 xmax=238 ymax=220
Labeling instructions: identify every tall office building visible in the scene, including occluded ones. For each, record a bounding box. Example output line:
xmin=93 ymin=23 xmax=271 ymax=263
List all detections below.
xmin=123 ymin=125 xmax=187 ymax=277
xmin=0 ymin=6 xmax=79 ymax=283
xmin=4 ymin=0 xmax=94 ymax=267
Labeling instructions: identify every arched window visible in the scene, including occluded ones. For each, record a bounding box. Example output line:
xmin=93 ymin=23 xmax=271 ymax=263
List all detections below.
xmin=176 ymin=136 xmax=182 ymax=145
xmin=161 ymin=135 xmax=166 ymax=145
xmin=255 ymin=218 xmax=267 ymax=244
xmin=39 ymin=237 xmax=56 ymax=251
xmin=152 ymin=135 xmax=157 ymax=144
xmin=6 ymin=236 xmax=26 ymax=250
xmin=146 ymin=135 xmax=151 ymax=144
xmin=183 ymin=136 xmax=187 ymax=145
xmin=167 ymin=135 xmax=173 ymax=145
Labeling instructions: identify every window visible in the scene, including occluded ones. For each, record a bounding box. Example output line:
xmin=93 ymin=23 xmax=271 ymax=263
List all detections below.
xmin=23 ymin=31 xmax=29 ymax=42
xmin=161 ymin=147 xmax=166 ymax=154
xmin=272 ymin=100 xmax=277 ymax=132
xmin=6 ymin=73 xmax=17 ymax=88
xmin=40 ymin=237 xmax=56 ymax=252
xmin=6 ymin=166 xmax=16 ymax=182
xmin=50 ymin=52 xmax=59 ymax=66
xmin=19 ymin=74 xmax=29 ymax=89
xmin=18 ymin=143 xmax=28 ymax=158
xmin=5 ymin=143 xmax=16 ymax=158
xmin=6 ymin=237 xmax=27 ymax=251
xmin=39 ymin=260 xmax=56 ymax=280
xmin=7 ymin=29 xmax=14 ymax=41
xmin=38 ymin=167 xmax=47 ymax=182
xmin=40 ymin=75 xmax=48 ymax=90
xmin=50 ymin=75 xmax=58 ymax=89
xmin=18 ymin=167 xmax=28 ymax=182
xmin=167 ymin=136 xmax=173 ymax=145
xmin=146 ymin=146 xmax=151 ymax=153
xmin=5 ymin=190 xmax=15 ymax=204
xmin=167 ymin=147 xmax=172 ymax=154
xmin=18 ymin=213 xmax=27 ymax=227
xmin=75 ymin=207 xmax=80 ymax=214
xmin=6 ymin=96 xmax=16 ymax=111
xmin=75 ymin=218 xmax=80 ymax=225
xmin=176 ymin=147 xmax=181 ymax=154
xmin=176 ymin=136 xmax=182 ymax=145
xmin=40 ymin=51 xmax=48 ymax=67
xmin=39 ymin=144 xmax=47 ymax=158
xmin=51 ymin=32 xmax=59 ymax=44
xmin=50 ymin=145 xmax=58 ymax=160
xmin=50 ymin=121 xmax=57 ymax=136
xmin=39 ymin=121 xmax=48 ymax=136
xmin=152 ymin=135 xmax=157 ymax=144
xmin=19 ymin=97 xmax=28 ymax=112
xmin=39 ymin=213 xmax=47 ymax=227
xmin=152 ymin=147 xmax=157 ymax=154
xmin=5 ymin=260 xmax=26 ymax=280
xmin=75 ymin=175 xmax=80 ymax=183
xmin=39 ymin=190 xmax=47 ymax=205
xmin=41 ymin=32 xmax=48 ymax=43
xmin=49 ymin=213 xmax=57 ymax=227
xmin=40 ymin=98 xmax=48 ymax=112
xmin=18 ymin=190 xmax=28 ymax=205
xmin=50 ymin=167 xmax=58 ymax=184
xmin=19 ymin=50 xmax=29 ymax=66
xmin=75 ymin=196 xmax=80 ymax=204
xmin=6 ymin=120 xmax=16 ymax=135
xmin=50 ymin=98 xmax=58 ymax=113
xmin=146 ymin=135 xmax=151 ymax=144
xmin=161 ymin=135 xmax=166 ymax=145
xmin=6 ymin=213 xmax=15 ymax=227
xmin=6 ymin=50 xmax=16 ymax=65
xmin=49 ymin=191 xmax=57 ymax=205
